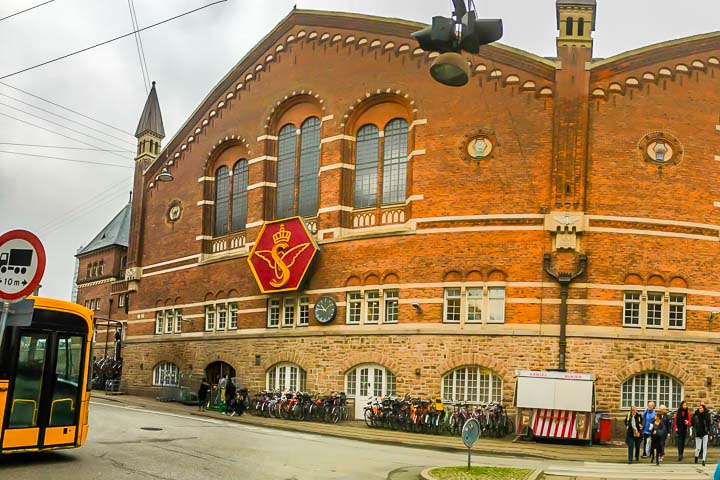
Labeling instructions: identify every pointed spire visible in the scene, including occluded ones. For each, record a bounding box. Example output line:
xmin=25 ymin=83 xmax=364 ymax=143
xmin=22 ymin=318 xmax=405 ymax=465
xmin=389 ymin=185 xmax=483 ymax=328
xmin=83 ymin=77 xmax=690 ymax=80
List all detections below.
xmin=135 ymin=81 xmax=165 ymax=138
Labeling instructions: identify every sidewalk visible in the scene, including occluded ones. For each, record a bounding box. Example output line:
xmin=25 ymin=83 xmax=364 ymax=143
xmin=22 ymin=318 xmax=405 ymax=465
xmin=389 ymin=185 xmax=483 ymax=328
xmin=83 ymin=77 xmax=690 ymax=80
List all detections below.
xmin=91 ymin=393 xmax=718 ymax=465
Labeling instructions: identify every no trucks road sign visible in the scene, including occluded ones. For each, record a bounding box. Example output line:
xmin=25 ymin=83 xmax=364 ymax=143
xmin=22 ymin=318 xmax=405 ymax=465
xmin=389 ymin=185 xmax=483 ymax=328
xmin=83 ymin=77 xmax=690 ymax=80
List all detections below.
xmin=0 ymin=229 xmax=46 ymax=302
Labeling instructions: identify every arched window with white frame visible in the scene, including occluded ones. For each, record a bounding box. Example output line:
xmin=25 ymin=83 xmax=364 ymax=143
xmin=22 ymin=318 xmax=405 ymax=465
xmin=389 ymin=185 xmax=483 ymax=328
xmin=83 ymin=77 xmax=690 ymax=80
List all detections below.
xmin=152 ymin=362 xmax=179 ymax=386
xmin=621 ymin=372 xmax=683 ymax=410
xmin=441 ymin=366 xmax=502 ymax=403
xmin=266 ymin=362 xmax=306 ymax=392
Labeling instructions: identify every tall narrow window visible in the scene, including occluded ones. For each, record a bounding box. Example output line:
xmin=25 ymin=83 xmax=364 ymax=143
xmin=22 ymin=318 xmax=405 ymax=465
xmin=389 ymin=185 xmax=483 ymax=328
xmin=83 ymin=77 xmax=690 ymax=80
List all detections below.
xmin=577 ymin=17 xmax=585 ymax=36
xmin=165 ymin=310 xmax=174 ymax=334
xmin=155 ymin=311 xmax=163 ymax=335
xmin=354 ymin=125 xmax=379 ymax=208
xmin=488 ymin=287 xmax=505 ymax=323
xmin=669 ymin=294 xmax=686 ymax=329
xmin=214 ymin=166 xmax=230 ymax=236
xmin=276 ymin=124 xmax=297 ymax=219
xmin=347 ymin=292 xmax=361 ymax=324
xmin=565 ymin=17 xmax=574 ymax=36
xmin=647 ymin=292 xmax=663 ymax=328
xmin=174 ymin=309 xmax=182 ymax=333
xmin=268 ymin=299 xmax=280 ymax=328
xmin=382 ymin=119 xmax=408 ymax=204
xmin=298 ymin=297 xmax=309 ymax=326
xmin=466 ymin=288 xmax=483 ymax=322
xmin=205 ymin=305 xmax=216 ymax=331
xmin=283 ymin=298 xmax=296 ymax=327
xmin=623 ymin=292 xmax=641 ymax=327
xmin=231 ymin=160 xmax=248 ymax=232
xmin=384 ymin=290 xmax=399 ymax=323
xmin=365 ymin=291 xmax=380 ymax=324
xmin=229 ymin=303 xmax=238 ymax=329
xmin=444 ymin=288 xmax=461 ymax=323
xmin=217 ymin=304 xmax=227 ymax=330
xmin=298 ymin=117 xmax=321 ymax=217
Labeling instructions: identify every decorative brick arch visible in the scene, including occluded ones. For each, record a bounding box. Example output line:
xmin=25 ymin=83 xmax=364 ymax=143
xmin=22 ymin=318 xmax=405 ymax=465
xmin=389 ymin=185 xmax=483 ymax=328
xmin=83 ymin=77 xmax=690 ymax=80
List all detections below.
xmin=339 ymin=352 xmax=401 ymax=375
xmin=261 ymin=351 xmax=311 ymax=373
xmin=615 ymin=358 xmax=691 ymax=385
xmin=203 ymin=136 xmax=250 ymax=175
xmin=436 ymin=353 xmax=509 ymax=381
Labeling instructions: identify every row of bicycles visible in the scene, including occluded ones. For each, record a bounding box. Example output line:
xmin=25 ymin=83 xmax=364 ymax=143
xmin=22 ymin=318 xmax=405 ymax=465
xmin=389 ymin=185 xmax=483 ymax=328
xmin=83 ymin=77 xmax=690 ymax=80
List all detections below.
xmin=363 ymin=396 xmax=513 ymax=437
xmin=668 ymin=410 xmax=720 ymax=447
xmin=248 ymin=390 xmax=349 ymax=423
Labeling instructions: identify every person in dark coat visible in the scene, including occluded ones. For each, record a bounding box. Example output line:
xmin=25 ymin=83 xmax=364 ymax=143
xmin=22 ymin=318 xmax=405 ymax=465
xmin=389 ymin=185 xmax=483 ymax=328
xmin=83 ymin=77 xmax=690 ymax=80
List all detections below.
xmin=624 ymin=405 xmax=643 ymax=464
xmin=224 ymin=377 xmax=236 ymax=415
xmin=693 ymin=403 xmax=711 ymax=466
xmin=197 ymin=378 xmax=210 ymax=412
xmin=649 ymin=414 xmax=667 ymax=465
xmin=674 ymin=400 xmax=691 ymax=461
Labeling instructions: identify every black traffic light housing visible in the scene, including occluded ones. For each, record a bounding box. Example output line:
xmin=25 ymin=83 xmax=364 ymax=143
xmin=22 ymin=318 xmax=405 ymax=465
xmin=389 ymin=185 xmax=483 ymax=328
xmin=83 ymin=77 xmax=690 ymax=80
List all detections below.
xmin=412 ymin=16 xmax=457 ymax=53
xmin=460 ymin=11 xmax=503 ymax=54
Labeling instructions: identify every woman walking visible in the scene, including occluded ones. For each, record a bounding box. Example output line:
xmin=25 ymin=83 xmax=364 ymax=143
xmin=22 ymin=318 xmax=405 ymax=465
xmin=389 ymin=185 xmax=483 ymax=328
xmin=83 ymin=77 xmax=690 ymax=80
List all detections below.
xmin=197 ymin=377 xmax=210 ymax=412
xmin=693 ymin=403 xmax=711 ymax=466
xmin=625 ymin=405 xmax=643 ymax=464
xmin=674 ymin=400 xmax=691 ymax=461
xmin=650 ymin=414 xmax=667 ymax=466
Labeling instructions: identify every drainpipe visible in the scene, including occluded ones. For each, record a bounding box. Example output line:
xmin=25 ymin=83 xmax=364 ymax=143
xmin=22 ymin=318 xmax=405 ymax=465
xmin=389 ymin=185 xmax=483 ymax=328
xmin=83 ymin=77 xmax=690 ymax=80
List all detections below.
xmin=543 ymin=253 xmax=588 ymax=372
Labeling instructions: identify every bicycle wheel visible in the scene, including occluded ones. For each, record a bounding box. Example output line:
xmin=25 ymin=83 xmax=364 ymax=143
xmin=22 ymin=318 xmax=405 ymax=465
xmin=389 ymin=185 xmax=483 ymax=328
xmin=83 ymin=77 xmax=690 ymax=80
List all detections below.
xmin=331 ymin=407 xmax=341 ymax=424
xmin=364 ymin=409 xmax=374 ymax=428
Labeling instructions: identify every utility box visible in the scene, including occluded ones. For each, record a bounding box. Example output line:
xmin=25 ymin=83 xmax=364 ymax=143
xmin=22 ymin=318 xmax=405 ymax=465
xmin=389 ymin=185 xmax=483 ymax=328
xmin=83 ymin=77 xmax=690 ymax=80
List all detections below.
xmin=515 ymin=370 xmax=596 ymax=443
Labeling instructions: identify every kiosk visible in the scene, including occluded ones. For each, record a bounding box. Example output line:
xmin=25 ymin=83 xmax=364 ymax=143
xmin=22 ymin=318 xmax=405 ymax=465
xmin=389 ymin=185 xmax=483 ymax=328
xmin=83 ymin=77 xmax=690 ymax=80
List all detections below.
xmin=515 ymin=370 xmax=596 ymax=443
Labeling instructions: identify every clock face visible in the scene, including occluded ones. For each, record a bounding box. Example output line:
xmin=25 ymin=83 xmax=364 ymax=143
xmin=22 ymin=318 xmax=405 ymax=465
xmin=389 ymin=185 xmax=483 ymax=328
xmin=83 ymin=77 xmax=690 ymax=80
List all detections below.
xmin=314 ymin=296 xmax=337 ymax=324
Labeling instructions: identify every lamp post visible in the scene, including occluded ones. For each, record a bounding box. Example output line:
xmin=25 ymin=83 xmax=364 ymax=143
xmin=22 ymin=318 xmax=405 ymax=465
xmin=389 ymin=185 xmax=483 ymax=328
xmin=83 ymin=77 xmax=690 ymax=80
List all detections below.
xmin=543 ymin=253 xmax=588 ymax=372
xmin=412 ymin=0 xmax=503 ymax=86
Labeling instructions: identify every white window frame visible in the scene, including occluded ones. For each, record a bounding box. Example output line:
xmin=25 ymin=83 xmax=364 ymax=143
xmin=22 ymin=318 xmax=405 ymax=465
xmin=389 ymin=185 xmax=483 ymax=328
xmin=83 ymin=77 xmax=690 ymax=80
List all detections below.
xmin=623 ymin=291 xmax=641 ymax=327
xmin=443 ymin=288 xmax=461 ymax=323
xmin=620 ymin=372 xmax=683 ymax=410
xmin=441 ymin=366 xmax=502 ymax=403
xmin=646 ymin=291 xmax=664 ymax=329
xmin=174 ymin=309 xmax=182 ymax=333
xmin=165 ymin=310 xmax=174 ymax=334
xmin=298 ymin=297 xmax=309 ymax=326
xmin=118 ymin=294 xmax=124 ymax=308
xmin=466 ymin=287 xmax=483 ymax=323
xmin=487 ymin=287 xmax=505 ymax=324
xmin=268 ymin=299 xmax=280 ymax=328
xmin=669 ymin=294 xmax=686 ymax=330
xmin=217 ymin=303 xmax=227 ymax=331
xmin=152 ymin=362 xmax=179 ymax=387
xmin=282 ymin=298 xmax=296 ymax=327
xmin=266 ymin=362 xmax=306 ymax=392
xmin=205 ymin=305 xmax=216 ymax=331
xmin=155 ymin=311 xmax=163 ymax=335
xmin=229 ymin=303 xmax=238 ymax=329
xmin=347 ymin=291 xmax=361 ymax=325
xmin=365 ymin=290 xmax=380 ymax=324
xmin=383 ymin=290 xmax=399 ymax=324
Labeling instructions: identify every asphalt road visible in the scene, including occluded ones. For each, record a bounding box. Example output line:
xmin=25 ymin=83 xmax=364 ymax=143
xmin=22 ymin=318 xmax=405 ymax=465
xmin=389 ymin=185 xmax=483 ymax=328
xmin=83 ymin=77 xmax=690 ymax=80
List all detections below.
xmin=0 ymin=400 xmax=713 ymax=479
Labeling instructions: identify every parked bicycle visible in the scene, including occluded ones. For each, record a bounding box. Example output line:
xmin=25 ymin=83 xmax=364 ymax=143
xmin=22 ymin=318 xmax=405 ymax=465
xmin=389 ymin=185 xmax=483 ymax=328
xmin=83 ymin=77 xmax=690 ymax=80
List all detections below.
xmin=248 ymin=390 xmax=348 ymax=423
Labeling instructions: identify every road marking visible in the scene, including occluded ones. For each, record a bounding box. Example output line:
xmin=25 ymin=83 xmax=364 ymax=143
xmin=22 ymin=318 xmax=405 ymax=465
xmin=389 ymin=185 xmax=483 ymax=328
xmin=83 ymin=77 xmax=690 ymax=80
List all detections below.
xmin=90 ymin=401 xmax=224 ymax=425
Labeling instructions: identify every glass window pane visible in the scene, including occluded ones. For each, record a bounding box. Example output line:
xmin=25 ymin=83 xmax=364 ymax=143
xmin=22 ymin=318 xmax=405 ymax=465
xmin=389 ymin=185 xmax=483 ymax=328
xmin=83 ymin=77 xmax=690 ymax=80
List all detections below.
xmin=214 ymin=166 xmax=230 ymax=236
xmin=386 ymin=371 xmax=396 ymax=397
xmin=384 ymin=290 xmax=398 ymax=323
xmin=347 ymin=292 xmax=361 ymax=324
xmin=231 ymin=160 xmax=248 ymax=232
xmin=488 ymin=288 xmax=505 ymax=323
xmin=360 ymin=368 xmax=369 ymax=396
xmin=444 ymin=288 xmax=461 ymax=323
xmin=10 ymin=335 xmax=48 ymax=428
xmin=366 ymin=291 xmax=380 ymax=323
xmin=298 ymin=117 xmax=321 ymax=217
xmin=647 ymin=293 xmax=663 ymax=327
xmin=276 ymin=124 xmax=297 ymax=218
xmin=466 ymin=288 xmax=483 ymax=322
xmin=373 ymin=368 xmax=383 ymax=397
xmin=624 ymin=291 xmax=641 ymax=326
xmin=381 ymin=119 xmax=408 ymax=204
xmin=51 ymin=335 xmax=83 ymax=427
xmin=354 ymin=125 xmax=379 ymax=208
xmin=346 ymin=369 xmax=357 ymax=396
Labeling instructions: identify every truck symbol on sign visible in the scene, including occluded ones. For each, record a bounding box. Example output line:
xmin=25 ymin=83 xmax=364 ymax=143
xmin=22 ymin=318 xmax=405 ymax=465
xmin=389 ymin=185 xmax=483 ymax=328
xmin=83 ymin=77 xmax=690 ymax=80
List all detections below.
xmin=0 ymin=249 xmax=33 ymax=274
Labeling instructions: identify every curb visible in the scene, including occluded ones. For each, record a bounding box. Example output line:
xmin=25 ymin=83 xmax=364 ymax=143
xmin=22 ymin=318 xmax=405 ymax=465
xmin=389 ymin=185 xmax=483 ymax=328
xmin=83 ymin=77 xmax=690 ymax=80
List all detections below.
xmin=420 ymin=467 xmax=544 ymax=480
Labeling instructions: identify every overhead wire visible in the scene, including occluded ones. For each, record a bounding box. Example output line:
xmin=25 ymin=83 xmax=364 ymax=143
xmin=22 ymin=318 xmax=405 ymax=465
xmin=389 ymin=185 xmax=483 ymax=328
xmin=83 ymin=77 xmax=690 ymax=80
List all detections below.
xmin=0 ymin=90 xmax=135 ymax=144
xmin=0 ymin=150 xmax=132 ymax=169
xmin=0 ymin=142 xmax=131 ymax=153
xmin=0 ymin=82 xmax=134 ymax=136
xmin=0 ymin=0 xmax=228 ymax=80
xmin=128 ymin=0 xmax=150 ymax=93
xmin=0 ymin=0 xmax=54 ymax=23
xmin=0 ymin=111 xmax=131 ymax=158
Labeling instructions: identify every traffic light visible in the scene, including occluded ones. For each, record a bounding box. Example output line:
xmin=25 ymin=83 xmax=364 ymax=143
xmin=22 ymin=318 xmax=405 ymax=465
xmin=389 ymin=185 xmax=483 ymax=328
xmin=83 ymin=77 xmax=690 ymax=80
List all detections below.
xmin=460 ymin=11 xmax=503 ymax=54
xmin=411 ymin=16 xmax=457 ymax=53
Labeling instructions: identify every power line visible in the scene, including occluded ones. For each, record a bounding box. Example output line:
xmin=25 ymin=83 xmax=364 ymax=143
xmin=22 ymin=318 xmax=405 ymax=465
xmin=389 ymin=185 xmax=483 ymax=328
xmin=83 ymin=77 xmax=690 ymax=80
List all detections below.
xmin=0 ymin=82 xmax=134 ymax=136
xmin=0 ymin=0 xmax=228 ymax=80
xmin=41 ymin=187 xmax=131 ymax=237
xmin=0 ymin=0 xmax=54 ymax=23
xmin=0 ymin=111 xmax=130 ymax=158
xmin=0 ymin=142 xmax=132 ymax=153
xmin=0 ymin=102 xmax=134 ymax=151
xmin=0 ymin=150 xmax=132 ymax=169
xmin=0 ymin=90 xmax=135 ymax=144
xmin=128 ymin=0 xmax=150 ymax=94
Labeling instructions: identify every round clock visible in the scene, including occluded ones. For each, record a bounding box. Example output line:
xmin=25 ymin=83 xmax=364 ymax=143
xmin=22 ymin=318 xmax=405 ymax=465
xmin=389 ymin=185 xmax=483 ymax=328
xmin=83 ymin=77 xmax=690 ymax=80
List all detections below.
xmin=314 ymin=296 xmax=337 ymax=324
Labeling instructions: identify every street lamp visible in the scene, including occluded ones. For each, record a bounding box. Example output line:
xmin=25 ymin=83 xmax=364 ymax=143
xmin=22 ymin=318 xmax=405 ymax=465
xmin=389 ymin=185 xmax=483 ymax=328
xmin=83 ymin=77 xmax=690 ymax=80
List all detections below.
xmin=156 ymin=167 xmax=173 ymax=182
xmin=412 ymin=0 xmax=503 ymax=86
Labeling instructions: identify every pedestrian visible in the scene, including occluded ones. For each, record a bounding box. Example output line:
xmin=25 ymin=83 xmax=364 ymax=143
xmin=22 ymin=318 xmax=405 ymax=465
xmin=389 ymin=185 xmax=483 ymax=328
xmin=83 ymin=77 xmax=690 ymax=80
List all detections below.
xmin=641 ymin=401 xmax=656 ymax=458
xmin=224 ymin=377 xmax=236 ymax=415
xmin=216 ymin=375 xmax=228 ymax=409
xmin=650 ymin=414 xmax=667 ymax=465
xmin=674 ymin=400 xmax=691 ymax=461
xmin=197 ymin=377 xmax=210 ymax=412
xmin=625 ymin=405 xmax=643 ymax=464
xmin=693 ymin=402 xmax=711 ymax=466
xmin=657 ymin=405 xmax=671 ymax=462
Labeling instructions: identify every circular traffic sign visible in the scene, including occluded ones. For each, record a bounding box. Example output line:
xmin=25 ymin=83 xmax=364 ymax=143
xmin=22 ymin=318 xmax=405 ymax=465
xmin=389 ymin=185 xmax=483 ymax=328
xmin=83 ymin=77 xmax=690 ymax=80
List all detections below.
xmin=0 ymin=230 xmax=46 ymax=302
xmin=462 ymin=418 xmax=480 ymax=448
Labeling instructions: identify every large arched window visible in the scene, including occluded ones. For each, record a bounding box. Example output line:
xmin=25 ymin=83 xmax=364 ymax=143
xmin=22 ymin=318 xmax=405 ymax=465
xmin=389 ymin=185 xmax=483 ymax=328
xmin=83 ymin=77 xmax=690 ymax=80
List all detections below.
xmin=441 ymin=366 xmax=502 ymax=403
xmin=266 ymin=362 xmax=306 ymax=392
xmin=275 ymin=117 xmax=321 ymax=219
xmin=621 ymin=372 xmax=683 ymax=410
xmin=353 ymin=118 xmax=409 ymax=208
xmin=231 ymin=159 xmax=248 ymax=232
xmin=213 ymin=166 xmax=230 ymax=236
xmin=354 ymin=125 xmax=379 ymax=208
xmin=152 ymin=362 xmax=179 ymax=387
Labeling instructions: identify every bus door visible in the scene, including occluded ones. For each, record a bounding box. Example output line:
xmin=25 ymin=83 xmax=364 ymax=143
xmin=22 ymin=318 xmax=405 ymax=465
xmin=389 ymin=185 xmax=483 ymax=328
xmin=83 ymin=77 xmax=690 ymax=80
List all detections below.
xmin=2 ymin=330 xmax=85 ymax=451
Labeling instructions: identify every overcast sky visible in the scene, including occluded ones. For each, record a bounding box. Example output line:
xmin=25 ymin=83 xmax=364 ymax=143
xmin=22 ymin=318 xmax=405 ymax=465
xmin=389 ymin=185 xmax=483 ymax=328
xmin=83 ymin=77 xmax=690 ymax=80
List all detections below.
xmin=1 ymin=0 xmax=718 ymax=301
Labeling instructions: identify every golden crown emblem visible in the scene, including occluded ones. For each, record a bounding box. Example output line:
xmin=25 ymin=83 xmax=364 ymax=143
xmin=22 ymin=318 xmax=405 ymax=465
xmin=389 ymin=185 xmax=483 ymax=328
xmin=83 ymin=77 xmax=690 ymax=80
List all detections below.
xmin=272 ymin=224 xmax=292 ymax=244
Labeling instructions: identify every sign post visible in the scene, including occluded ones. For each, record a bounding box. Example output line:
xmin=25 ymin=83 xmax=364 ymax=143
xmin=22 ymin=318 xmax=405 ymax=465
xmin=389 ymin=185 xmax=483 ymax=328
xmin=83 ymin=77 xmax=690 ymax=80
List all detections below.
xmin=0 ymin=229 xmax=46 ymax=351
xmin=462 ymin=418 xmax=480 ymax=471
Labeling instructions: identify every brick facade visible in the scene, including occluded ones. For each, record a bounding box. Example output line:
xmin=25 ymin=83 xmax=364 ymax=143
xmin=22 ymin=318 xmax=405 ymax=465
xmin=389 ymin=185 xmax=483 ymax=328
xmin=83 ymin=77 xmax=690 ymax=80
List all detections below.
xmin=78 ymin=3 xmax=720 ymax=431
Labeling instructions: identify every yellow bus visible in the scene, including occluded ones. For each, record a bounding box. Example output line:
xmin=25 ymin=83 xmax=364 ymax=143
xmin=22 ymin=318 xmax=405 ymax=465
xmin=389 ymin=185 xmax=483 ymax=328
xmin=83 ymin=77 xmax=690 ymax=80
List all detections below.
xmin=0 ymin=297 xmax=93 ymax=453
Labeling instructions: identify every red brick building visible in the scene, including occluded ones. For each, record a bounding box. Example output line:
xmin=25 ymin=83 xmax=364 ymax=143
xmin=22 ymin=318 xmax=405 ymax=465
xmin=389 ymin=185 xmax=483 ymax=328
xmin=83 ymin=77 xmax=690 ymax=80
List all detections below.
xmin=81 ymin=0 xmax=720 ymax=421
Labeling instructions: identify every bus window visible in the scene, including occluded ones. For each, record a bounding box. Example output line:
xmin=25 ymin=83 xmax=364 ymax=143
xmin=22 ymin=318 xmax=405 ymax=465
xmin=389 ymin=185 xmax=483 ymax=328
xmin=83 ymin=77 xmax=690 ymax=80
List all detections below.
xmin=9 ymin=334 xmax=48 ymax=428
xmin=50 ymin=336 xmax=82 ymax=427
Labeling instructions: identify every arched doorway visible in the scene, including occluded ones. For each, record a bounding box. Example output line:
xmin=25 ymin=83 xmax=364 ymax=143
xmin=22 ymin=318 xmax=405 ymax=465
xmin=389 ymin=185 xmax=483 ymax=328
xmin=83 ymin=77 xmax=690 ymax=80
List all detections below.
xmin=205 ymin=361 xmax=235 ymax=386
xmin=345 ymin=364 xmax=396 ymax=419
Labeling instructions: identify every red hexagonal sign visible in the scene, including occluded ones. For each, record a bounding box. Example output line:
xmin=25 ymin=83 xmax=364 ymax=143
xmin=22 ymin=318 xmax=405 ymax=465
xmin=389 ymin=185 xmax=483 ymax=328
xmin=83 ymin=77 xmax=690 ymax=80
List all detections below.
xmin=247 ymin=216 xmax=319 ymax=293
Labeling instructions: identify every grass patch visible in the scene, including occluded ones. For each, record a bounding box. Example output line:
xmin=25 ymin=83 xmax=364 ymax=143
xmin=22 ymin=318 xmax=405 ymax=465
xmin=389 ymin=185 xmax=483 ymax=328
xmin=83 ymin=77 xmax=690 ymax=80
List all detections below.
xmin=428 ymin=466 xmax=535 ymax=480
